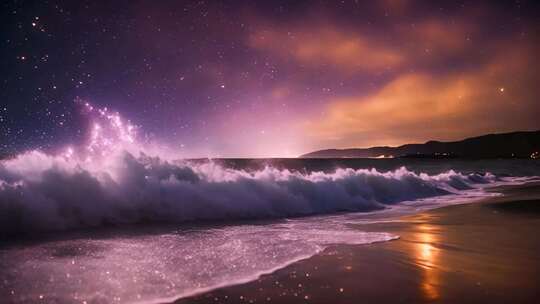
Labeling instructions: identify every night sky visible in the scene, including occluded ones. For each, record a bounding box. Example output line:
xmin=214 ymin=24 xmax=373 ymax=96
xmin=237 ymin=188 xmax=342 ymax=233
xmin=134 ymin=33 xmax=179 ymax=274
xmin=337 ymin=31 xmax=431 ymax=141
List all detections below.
xmin=1 ymin=0 xmax=539 ymax=157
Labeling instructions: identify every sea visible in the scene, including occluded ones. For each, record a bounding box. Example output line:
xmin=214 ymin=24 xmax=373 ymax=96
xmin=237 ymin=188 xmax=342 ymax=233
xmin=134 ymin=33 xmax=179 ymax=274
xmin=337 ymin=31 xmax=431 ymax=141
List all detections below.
xmin=1 ymin=153 xmax=539 ymax=304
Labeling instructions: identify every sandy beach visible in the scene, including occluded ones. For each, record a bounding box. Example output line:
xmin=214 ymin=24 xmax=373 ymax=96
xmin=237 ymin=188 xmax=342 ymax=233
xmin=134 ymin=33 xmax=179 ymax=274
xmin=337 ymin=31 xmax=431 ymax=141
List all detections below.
xmin=174 ymin=183 xmax=540 ymax=304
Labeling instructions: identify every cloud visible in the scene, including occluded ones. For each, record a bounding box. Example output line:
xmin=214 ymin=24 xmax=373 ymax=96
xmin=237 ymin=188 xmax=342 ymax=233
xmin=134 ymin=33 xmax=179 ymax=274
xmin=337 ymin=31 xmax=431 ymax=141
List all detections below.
xmin=248 ymin=17 xmax=478 ymax=74
xmin=305 ymin=42 xmax=539 ymax=148
xmin=243 ymin=9 xmax=538 ymax=153
xmin=244 ymin=14 xmax=538 ymax=152
xmin=249 ymin=27 xmax=404 ymax=72
xmin=398 ymin=19 xmax=475 ymax=59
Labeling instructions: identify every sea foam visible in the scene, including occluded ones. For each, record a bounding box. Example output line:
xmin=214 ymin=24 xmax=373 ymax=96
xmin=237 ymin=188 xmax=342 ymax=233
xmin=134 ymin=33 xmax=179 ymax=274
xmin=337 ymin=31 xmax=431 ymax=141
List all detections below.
xmin=0 ymin=148 xmax=497 ymax=238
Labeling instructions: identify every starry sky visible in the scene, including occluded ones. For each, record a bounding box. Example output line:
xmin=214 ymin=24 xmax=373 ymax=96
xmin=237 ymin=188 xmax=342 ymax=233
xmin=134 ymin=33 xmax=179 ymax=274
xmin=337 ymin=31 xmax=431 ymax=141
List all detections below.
xmin=1 ymin=0 xmax=539 ymax=157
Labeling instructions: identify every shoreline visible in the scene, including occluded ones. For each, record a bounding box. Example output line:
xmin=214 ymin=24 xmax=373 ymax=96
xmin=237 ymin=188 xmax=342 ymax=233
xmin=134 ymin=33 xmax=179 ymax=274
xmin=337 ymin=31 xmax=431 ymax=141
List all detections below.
xmin=1 ymin=181 xmax=538 ymax=304
xmin=172 ymin=182 xmax=540 ymax=304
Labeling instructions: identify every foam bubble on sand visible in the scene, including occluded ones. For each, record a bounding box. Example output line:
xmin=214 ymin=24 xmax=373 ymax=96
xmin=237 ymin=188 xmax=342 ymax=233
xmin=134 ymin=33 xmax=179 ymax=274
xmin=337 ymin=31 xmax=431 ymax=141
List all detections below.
xmin=0 ymin=216 xmax=397 ymax=304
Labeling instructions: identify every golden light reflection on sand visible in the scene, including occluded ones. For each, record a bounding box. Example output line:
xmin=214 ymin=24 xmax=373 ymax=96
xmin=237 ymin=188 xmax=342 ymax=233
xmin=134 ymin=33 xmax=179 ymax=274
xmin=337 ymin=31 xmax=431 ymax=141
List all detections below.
xmin=415 ymin=223 xmax=440 ymax=301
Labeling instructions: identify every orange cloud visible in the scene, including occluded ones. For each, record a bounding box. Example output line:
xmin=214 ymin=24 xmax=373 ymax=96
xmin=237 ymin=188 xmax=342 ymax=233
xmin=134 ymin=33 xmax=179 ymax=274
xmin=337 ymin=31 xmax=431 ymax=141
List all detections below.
xmin=249 ymin=27 xmax=404 ymax=71
xmin=249 ymin=18 xmax=476 ymax=73
xmin=401 ymin=19 xmax=473 ymax=55
xmin=305 ymin=43 xmax=539 ymax=148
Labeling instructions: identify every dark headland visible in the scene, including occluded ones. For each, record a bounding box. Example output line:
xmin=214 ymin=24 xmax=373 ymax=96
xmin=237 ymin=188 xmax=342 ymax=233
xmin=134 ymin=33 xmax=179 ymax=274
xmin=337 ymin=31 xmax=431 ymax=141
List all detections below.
xmin=301 ymin=130 xmax=540 ymax=159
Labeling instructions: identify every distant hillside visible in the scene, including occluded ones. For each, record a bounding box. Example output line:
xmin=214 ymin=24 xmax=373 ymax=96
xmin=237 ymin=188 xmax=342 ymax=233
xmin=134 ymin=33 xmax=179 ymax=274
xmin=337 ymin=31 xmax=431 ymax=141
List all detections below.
xmin=301 ymin=131 xmax=540 ymax=159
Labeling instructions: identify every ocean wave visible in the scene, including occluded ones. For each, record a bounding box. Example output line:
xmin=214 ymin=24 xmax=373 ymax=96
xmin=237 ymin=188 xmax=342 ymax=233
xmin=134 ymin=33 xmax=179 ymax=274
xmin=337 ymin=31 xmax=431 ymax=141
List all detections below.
xmin=0 ymin=149 xmax=499 ymax=238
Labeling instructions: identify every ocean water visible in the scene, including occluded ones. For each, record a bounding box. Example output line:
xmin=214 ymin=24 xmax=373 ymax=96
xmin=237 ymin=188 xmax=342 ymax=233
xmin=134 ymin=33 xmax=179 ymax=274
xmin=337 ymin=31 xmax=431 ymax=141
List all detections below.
xmin=1 ymin=152 xmax=539 ymax=303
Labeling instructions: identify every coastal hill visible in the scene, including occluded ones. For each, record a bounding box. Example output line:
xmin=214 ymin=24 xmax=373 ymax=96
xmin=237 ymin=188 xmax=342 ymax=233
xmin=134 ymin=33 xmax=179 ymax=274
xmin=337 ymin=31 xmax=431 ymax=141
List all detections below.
xmin=301 ymin=130 xmax=540 ymax=159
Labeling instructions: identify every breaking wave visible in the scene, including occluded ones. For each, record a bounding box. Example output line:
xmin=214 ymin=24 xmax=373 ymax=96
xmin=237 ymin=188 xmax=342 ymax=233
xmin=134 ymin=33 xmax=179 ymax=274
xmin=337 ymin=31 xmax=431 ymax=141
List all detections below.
xmin=0 ymin=102 xmax=509 ymax=239
xmin=0 ymin=149 xmax=498 ymax=238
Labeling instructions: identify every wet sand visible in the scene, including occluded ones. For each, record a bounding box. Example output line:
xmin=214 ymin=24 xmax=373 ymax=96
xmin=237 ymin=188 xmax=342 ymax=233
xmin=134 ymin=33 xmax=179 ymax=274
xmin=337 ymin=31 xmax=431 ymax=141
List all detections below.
xmin=173 ymin=183 xmax=540 ymax=304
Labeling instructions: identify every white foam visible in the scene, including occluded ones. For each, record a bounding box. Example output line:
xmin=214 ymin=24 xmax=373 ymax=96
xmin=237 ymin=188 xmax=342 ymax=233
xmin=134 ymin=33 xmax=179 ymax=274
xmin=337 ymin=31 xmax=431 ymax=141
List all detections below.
xmin=0 ymin=217 xmax=396 ymax=304
xmin=0 ymin=149 xmax=506 ymax=236
xmin=1 ymin=103 xmax=528 ymax=236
